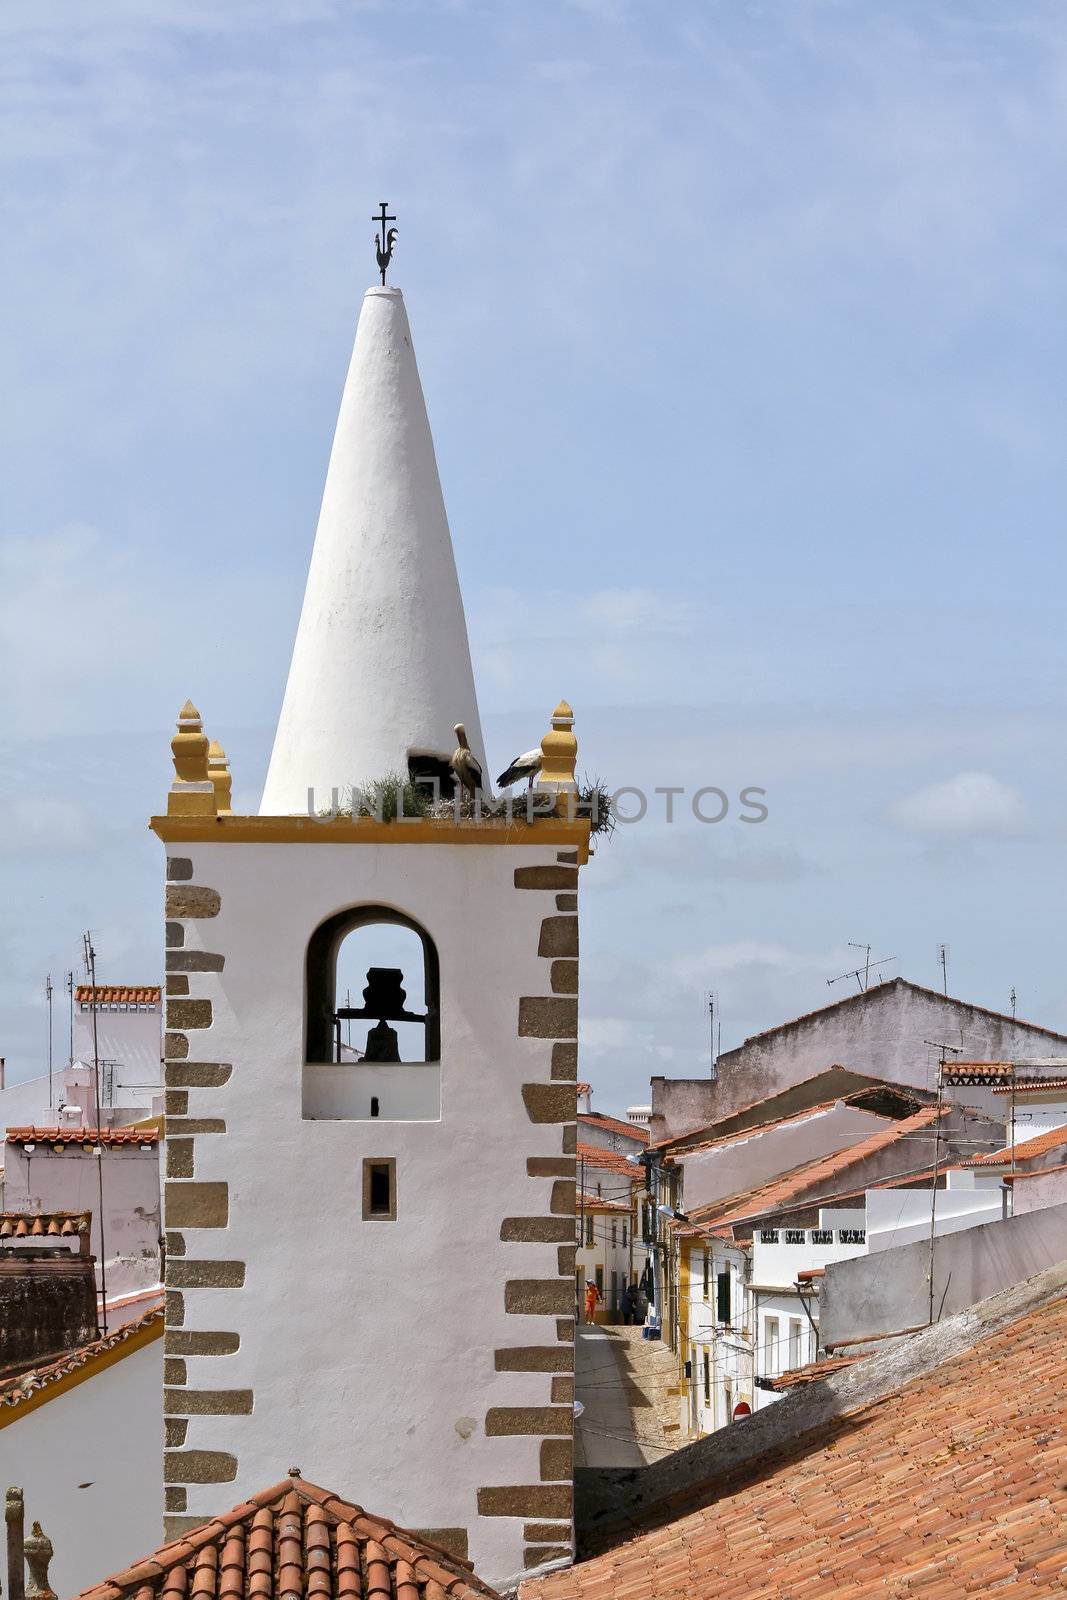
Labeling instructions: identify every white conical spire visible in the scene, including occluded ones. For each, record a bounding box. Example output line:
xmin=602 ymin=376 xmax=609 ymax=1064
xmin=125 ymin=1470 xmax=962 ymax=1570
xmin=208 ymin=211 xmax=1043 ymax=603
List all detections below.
xmin=260 ymin=286 xmax=487 ymax=815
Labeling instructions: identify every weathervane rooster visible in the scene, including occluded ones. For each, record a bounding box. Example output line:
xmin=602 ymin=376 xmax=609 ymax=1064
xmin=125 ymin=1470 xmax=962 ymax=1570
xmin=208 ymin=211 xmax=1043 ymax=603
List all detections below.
xmin=373 ymin=201 xmax=397 ymax=286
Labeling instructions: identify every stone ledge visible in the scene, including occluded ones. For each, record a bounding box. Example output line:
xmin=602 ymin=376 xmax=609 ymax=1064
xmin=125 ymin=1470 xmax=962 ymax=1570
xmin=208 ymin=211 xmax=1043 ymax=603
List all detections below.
xmin=551 ymin=1043 xmax=578 ymax=1082
xmin=165 ymin=1182 xmax=229 ymax=1230
xmin=164 ymin=1450 xmax=237 ymax=1485
xmin=505 ymin=1280 xmax=574 ymax=1316
xmin=540 ymin=1439 xmax=574 ymax=1480
xmin=550 ymin=961 xmax=579 ymax=996
xmin=167 ymin=999 xmax=212 ymax=1030
xmin=164 ymin=1388 xmax=254 ymax=1416
xmin=165 ymin=1063 xmax=232 ymax=1088
xmin=500 ymin=1217 xmax=575 ymax=1244
xmin=527 ymin=1156 xmax=576 ymax=1178
xmin=166 ymin=1259 xmax=245 ymax=1289
xmin=477 ymin=1487 xmax=571 ymax=1520
xmin=524 ymin=1545 xmax=571 ymax=1568
xmin=165 ymin=1330 xmax=240 ymax=1356
xmin=166 ymin=951 xmax=226 ymax=974
xmin=165 ymin=886 xmax=221 ymax=919
xmin=485 ymin=1407 xmax=572 ymax=1437
xmin=167 ymin=857 xmax=194 ymax=881
xmin=515 ymin=866 xmax=579 ymax=892
xmin=550 ymin=1180 xmax=576 ymax=1215
xmin=519 ymin=998 xmax=578 ymax=1039
xmin=538 ymin=917 xmax=579 ymax=958
xmin=522 ymin=1084 xmax=578 ymax=1124
xmin=494 ymin=1347 xmax=574 ymax=1374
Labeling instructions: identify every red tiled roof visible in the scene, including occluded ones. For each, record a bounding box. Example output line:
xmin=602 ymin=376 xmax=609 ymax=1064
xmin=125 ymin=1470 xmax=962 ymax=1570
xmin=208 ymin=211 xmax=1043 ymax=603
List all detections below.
xmin=5 ymin=1126 xmax=158 ymax=1147
xmin=75 ymin=1475 xmax=500 ymax=1600
xmin=75 ymin=985 xmax=161 ymax=1004
xmin=578 ymin=1112 xmax=649 ymax=1145
xmin=0 ymin=1209 xmax=90 ymax=1240
xmin=689 ymin=1107 xmax=942 ymax=1228
xmin=0 ymin=1303 xmax=163 ymax=1412
xmin=522 ymin=1283 xmax=1067 ymax=1599
xmin=769 ymin=1352 xmax=861 ymax=1390
xmin=576 ymin=1143 xmax=642 ymax=1179
xmin=659 ymin=1098 xmax=850 ymax=1162
xmin=992 ymin=1079 xmax=1067 ymax=1094
xmin=1004 ymin=1161 xmax=1067 ymax=1184
xmin=579 ymin=1190 xmax=631 ymax=1214
xmin=576 ymin=1082 xmax=591 ymax=1094
xmin=965 ymin=1123 xmax=1067 ymax=1167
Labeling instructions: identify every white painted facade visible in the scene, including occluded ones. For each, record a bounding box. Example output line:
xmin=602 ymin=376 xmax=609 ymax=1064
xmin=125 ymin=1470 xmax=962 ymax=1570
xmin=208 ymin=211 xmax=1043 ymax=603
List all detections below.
xmin=169 ymin=835 xmax=574 ymax=1591
xmin=1002 ymin=1087 xmax=1067 ymax=1142
xmin=0 ymin=1335 xmax=164 ymax=1599
xmin=865 ymin=1168 xmax=1007 ymax=1252
xmin=3 ymin=1138 xmax=162 ymax=1300
xmin=73 ymin=998 xmax=162 ymax=1098
xmin=672 ymin=1101 xmax=893 ymax=1215
xmin=576 ymin=1198 xmax=633 ymax=1321
xmin=260 ymin=287 xmax=487 ymax=814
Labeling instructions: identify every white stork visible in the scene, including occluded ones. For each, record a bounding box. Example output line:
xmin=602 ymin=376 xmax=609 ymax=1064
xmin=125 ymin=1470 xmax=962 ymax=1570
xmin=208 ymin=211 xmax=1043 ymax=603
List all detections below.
xmin=449 ymin=723 xmax=483 ymax=797
xmin=496 ymin=747 xmax=542 ymax=791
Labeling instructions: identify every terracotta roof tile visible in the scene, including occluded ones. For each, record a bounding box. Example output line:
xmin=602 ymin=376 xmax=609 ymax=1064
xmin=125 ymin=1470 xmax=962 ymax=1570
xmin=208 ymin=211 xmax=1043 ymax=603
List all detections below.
xmin=0 ymin=1208 xmax=90 ymax=1239
xmin=991 ymin=1078 xmax=1067 ymax=1093
xmin=75 ymin=1477 xmax=502 ymax=1600
xmin=965 ymin=1123 xmax=1067 ymax=1166
xmin=0 ymin=1302 xmax=163 ymax=1409
xmin=578 ymin=1113 xmax=649 ymax=1145
xmin=689 ymin=1107 xmax=942 ymax=1228
xmin=522 ymin=1283 xmax=1067 ymax=1598
xmin=5 ymin=1126 xmax=158 ymax=1147
xmin=75 ymin=986 xmax=161 ymax=1004
xmin=576 ymin=1143 xmax=642 ymax=1178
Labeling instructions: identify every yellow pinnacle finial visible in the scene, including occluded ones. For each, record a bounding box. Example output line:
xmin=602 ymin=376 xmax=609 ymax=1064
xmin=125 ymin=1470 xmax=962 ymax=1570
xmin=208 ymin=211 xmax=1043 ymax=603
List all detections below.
xmin=207 ymin=740 xmax=233 ymax=814
xmin=167 ymin=702 xmax=217 ymax=818
xmin=539 ymin=700 xmax=578 ymax=816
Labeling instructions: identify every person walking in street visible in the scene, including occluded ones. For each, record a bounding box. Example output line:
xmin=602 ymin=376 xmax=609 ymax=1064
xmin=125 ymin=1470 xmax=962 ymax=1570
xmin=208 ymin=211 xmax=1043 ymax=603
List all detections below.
xmin=584 ymin=1279 xmax=601 ymax=1324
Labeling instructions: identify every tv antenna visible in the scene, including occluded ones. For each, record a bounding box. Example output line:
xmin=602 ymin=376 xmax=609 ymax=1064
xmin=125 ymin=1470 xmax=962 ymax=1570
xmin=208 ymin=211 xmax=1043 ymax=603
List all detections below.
xmin=937 ymin=943 xmax=949 ymax=996
xmin=706 ymin=992 xmax=720 ymax=1078
xmin=827 ymin=943 xmax=896 ymax=993
xmin=1009 ymin=986 xmax=1017 ymax=1020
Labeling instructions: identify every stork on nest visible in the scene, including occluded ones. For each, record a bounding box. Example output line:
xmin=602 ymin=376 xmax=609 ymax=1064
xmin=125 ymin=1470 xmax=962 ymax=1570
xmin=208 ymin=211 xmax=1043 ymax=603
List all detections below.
xmin=496 ymin=747 xmax=542 ymax=791
xmin=449 ymin=723 xmax=483 ymax=797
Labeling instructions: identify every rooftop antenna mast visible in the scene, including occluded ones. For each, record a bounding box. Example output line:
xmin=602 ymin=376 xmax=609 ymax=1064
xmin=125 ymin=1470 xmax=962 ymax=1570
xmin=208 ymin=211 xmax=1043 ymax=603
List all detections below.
xmin=937 ymin=943 xmax=949 ymax=996
xmin=66 ymin=970 xmax=74 ymax=1068
xmin=827 ymin=944 xmax=896 ymax=993
xmin=45 ymin=974 xmax=53 ymax=1109
xmin=923 ymin=1037 xmax=962 ymax=1326
xmin=82 ymin=931 xmax=109 ymax=1335
xmin=1009 ymin=986 xmax=1017 ymax=1020
xmin=706 ymin=991 xmax=718 ymax=1078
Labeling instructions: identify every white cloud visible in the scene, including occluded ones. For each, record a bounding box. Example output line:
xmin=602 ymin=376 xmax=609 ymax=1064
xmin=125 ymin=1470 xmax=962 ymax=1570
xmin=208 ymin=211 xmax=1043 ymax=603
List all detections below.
xmin=889 ymin=771 xmax=1026 ymax=837
xmin=0 ymin=796 xmax=94 ymax=855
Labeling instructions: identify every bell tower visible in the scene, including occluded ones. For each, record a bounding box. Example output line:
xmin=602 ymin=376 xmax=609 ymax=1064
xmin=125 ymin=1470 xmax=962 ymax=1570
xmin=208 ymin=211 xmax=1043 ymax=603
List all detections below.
xmin=151 ymin=276 xmax=587 ymax=1592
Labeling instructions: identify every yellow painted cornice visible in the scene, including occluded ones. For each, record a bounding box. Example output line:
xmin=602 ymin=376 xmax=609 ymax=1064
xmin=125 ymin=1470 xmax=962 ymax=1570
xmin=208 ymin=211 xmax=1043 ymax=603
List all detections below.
xmin=0 ymin=1312 xmax=163 ymax=1429
xmin=149 ymin=813 xmax=591 ymax=862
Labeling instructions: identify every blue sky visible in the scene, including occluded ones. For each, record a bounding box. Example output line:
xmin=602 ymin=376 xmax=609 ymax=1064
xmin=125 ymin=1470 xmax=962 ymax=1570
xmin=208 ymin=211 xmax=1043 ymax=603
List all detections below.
xmin=3 ymin=0 xmax=1066 ymax=1109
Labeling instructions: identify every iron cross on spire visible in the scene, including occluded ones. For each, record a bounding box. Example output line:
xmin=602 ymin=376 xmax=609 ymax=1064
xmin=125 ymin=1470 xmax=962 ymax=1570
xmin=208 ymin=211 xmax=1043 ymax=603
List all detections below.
xmin=373 ymin=201 xmax=397 ymax=286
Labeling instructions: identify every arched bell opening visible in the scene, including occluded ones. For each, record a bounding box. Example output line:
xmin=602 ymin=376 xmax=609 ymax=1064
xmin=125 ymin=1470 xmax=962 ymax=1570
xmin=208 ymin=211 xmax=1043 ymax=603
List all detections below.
xmin=306 ymin=905 xmax=440 ymax=1066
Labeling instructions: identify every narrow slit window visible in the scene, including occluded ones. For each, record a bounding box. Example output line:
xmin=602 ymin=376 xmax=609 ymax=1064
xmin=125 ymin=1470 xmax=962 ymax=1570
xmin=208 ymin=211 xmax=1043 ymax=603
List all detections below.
xmin=362 ymin=1158 xmax=397 ymax=1221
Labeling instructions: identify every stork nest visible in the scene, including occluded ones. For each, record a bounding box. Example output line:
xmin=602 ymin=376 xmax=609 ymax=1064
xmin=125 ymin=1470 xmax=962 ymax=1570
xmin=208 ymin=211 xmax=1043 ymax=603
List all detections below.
xmin=318 ymin=773 xmax=614 ymax=837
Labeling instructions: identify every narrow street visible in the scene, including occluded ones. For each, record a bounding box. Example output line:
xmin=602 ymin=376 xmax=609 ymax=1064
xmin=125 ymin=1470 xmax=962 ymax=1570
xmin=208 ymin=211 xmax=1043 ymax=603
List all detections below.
xmin=574 ymin=1324 xmax=682 ymax=1468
